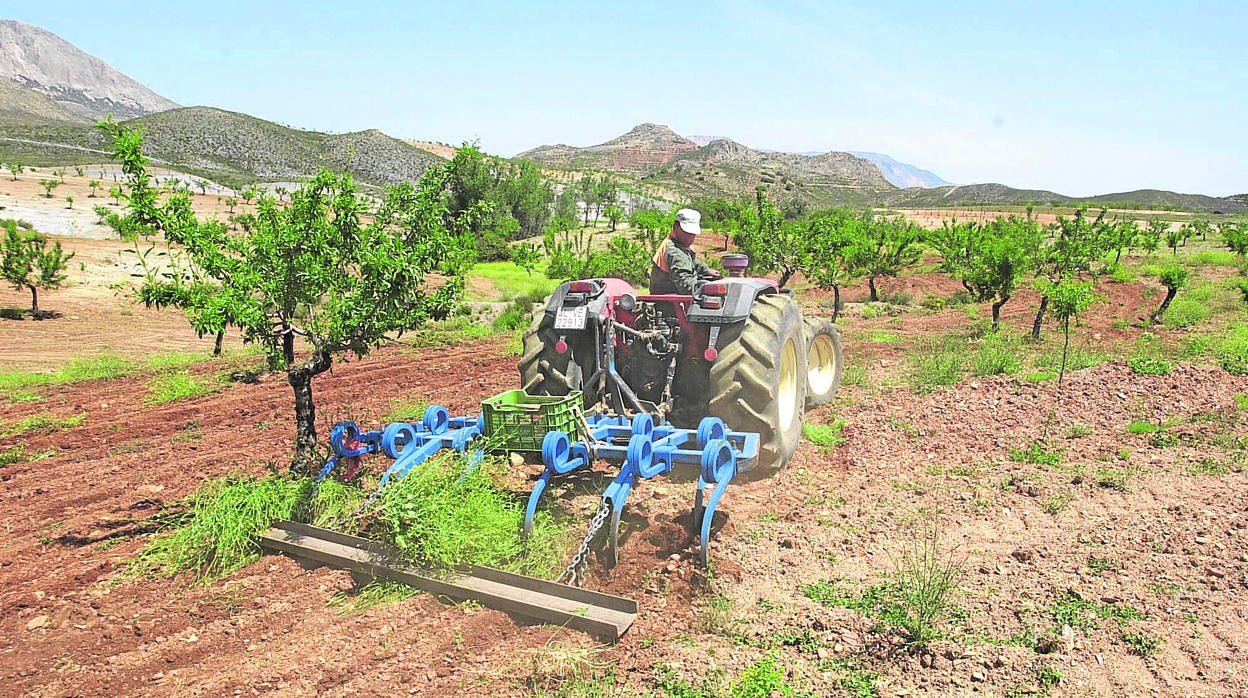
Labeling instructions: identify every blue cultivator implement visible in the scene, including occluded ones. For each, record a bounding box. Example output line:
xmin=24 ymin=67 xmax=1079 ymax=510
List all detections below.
xmin=317 ymin=393 xmax=759 ymax=584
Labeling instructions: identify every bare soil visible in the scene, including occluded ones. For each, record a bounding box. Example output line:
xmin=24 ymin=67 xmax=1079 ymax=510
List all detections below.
xmin=1 ymin=172 xmax=1245 ymax=696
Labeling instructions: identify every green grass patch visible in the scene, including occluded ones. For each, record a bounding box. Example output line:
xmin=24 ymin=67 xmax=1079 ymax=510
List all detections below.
xmin=6 ymin=390 xmax=42 ymax=403
xmin=1121 ymin=630 xmax=1163 ymax=658
xmin=1008 ymin=440 xmax=1064 ymax=466
xmin=972 ymin=342 xmax=1021 ymax=377
xmin=403 ymin=317 xmax=497 ymax=349
xmin=1109 ymin=265 xmax=1138 ymax=284
xmin=145 ymin=371 xmax=218 ymax=404
xmin=907 ymin=339 xmax=966 ymax=394
xmin=1190 ymin=459 xmax=1231 ymax=476
xmin=1161 ymin=298 xmax=1208 ymax=329
xmin=866 ymin=331 xmax=900 ymax=343
xmin=803 ymin=420 xmax=846 ymax=450
xmin=0 ymin=354 xmax=135 ymax=396
xmin=1 ymin=411 xmax=85 ymax=437
xmin=383 ymin=399 xmax=430 ymax=423
xmin=1035 ymin=344 xmax=1106 ymax=373
xmin=373 ymin=454 xmax=568 ymax=577
xmin=1127 ymin=421 xmax=1161 ymax=434
xmin=1049 ymin=589 xmax=1141 ymax=630
xmin=1214 ymin=324 xmax=1248 ymax=375
xmin=1129 ymin=355 xmax=1172 ymax=375
xmin=145 ymin=351 xmax=211 ymax=371
xmin=327 ymin=580 xmax=420 ymax=615
xmin=1182 ymin=250 xmax=1242 ymax=267
xmin=466 ymin=261 xmax=558 ymax=302
xmin=0 ymin=444 xmax=56 ymax=466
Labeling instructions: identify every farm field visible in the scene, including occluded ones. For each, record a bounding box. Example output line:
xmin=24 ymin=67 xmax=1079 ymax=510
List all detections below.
xmin=3 ymin=223 xmax=1247 ymax=696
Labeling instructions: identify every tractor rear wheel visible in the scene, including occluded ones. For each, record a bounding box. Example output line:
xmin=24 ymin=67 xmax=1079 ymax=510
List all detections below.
xmin=803 ymin=317 xmax=843 ymax=409
xmin=518 ymin=308 xmax=596 ymax=406
xmin=708 ymin=294 xmax=807 ymax=470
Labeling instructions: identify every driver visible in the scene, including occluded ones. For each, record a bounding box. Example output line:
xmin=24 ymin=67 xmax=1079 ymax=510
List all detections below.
xmin=649 ymin=208 xmax=722 ymax=294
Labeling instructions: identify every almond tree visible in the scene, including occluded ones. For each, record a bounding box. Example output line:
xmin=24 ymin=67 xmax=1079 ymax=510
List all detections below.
xmin=1 ymin=221 xmax=73 ymax=318
xmin=1041 ymin=278 xmax=1093 ymax=386
xmin=804 ymin=208 xmax=864 ymax=321
xmin=1150 ymin=266 xmax=1188 ymax=324
xmin=848 ymin=212 xmax=924 ymax=302
xmin=7 ymin=162 xmax=22 ymax=181
xmin=102 ymin=120 xmax=483 ymax=472
xmin=1030 ymin=207 xmax=1107 ymax=339
xmin=930 ymin=216 xmax=1042 ymax=330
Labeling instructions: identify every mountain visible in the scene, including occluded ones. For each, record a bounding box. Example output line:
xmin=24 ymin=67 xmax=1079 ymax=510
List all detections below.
xmin=0 ymin=19 xmax=178 ymax=120
xmin=0 ymin=107 xmax=444 ymax=189
xmin=519 ymin=124 xmax=894 ymax=206
xmin=518 ymin=123 xmax=701 ymax=176
xmin=850 ymin=151 xmax=948 ymax=189
xmin=0 ymin=74 xmax=89 ymax=124
xmin=882 ymin=183 xmax=1247 ymax=214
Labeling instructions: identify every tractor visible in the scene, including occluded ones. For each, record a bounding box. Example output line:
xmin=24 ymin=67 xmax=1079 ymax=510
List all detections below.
xmin=518 ymin=255 xmax=844 ymax=470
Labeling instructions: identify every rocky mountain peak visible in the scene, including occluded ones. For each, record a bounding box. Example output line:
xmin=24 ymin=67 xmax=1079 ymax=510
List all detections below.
xmin=0 ymin=19 xmax=179 ymax=120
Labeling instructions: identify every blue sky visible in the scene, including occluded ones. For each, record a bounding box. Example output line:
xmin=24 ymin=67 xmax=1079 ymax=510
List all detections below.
xmin=7 ymin=1 xmax=1245 ymax=196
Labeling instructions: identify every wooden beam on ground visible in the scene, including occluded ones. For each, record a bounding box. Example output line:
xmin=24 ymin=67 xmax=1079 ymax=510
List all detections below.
xmin=259 ymin=520 xmax=637 ymax=642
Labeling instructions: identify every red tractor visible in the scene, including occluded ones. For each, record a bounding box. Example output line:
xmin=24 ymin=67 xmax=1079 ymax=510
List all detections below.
xmin=519 ymin=258 xmax=843 ymax=470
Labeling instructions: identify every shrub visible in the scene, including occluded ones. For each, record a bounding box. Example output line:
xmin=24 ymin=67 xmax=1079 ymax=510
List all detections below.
xmin=973 ymin=343 xmax=1020 ymax=376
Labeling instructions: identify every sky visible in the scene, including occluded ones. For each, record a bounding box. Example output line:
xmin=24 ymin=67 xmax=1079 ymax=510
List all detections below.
xmin=6 ymin=0 xmax=1245 ymax=196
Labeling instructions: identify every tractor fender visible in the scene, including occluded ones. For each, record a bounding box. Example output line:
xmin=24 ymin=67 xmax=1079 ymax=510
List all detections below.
xmin=687 ymin=278 xmax=778 ymax=324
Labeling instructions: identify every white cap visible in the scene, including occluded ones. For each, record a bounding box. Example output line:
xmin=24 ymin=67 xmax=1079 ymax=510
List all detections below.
xmin=675 ymin=208 xmax=702 ymax=235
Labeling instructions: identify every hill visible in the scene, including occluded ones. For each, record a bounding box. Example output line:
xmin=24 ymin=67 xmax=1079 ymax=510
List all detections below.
xmin=518 ymin=123 xmax=701 ymax=176
xmin=519 ymin=124 xmax=895 ymax=206
xmin=0 ymin=106 xmax=444 ymax=189
xmin=850 ymin=151 xmax=948 ymax=188
xmin=0 ymin=20 xmax=178 ymax=120
xmin=883 ymin=183 xmax=1247 ymax=214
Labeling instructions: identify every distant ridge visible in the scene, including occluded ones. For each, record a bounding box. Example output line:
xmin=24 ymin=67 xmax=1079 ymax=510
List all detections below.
xmin=850 ymin=151 xmax=948 ymax=189
xmin=0 ymin=19 xmax=179 ymax=120
xmin=519 ymin=124 xmax=894 ymax=206
xmin=882 ymin=183 xmax=1247 ymax=214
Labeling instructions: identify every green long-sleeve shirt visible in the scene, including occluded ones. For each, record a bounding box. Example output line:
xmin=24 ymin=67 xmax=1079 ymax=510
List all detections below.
xmin=649 ymin=237 xmax=712 ymax=294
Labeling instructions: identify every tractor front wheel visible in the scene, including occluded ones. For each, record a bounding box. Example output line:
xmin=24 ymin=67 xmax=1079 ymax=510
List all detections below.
xmin=708 ymin=294 xmax=807 ymax=470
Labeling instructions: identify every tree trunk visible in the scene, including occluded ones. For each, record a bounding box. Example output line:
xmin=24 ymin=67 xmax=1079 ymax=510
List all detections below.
xmin=831 ymin=285 xmax=842 ymax=323
xmin=1059 ymin=316 xmax=1071 ymax=387
xmin=214 ymin=330 xmax=225 ymax=356
xmin=1150 ymin=287 xmax=1178 ymax=324
xmin=868 ymin=276 xmax=879 ymax=302
xmin=778 ymin=268 xmax=794 ymax=288
xmin=1031 ymin=295 xmax=1049 ymax=340
xmin=991 ymin=295 xmax=1009 ymax=331
xmin=282 ymin=329 xmax=296 ymax=367
xmin=1114 ymin=247 xmax=1123 ymax=265
xmin=29 ymin=285 xmax=39 ymax=318
xmin=288 ymin=348 xmax=332 ymax=475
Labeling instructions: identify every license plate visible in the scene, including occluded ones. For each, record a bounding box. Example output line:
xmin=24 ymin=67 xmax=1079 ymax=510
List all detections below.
xmin=554 ymin=305 xmax=589 ymax=330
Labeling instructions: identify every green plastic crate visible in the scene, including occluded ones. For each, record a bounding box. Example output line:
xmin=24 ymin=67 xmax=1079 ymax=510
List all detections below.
xmin=481 ymin=390 xmax=582 ymax=451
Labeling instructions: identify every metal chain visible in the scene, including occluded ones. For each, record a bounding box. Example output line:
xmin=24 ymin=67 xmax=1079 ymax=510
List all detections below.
xmin=557 ymin=500 xmax=612 ymax=587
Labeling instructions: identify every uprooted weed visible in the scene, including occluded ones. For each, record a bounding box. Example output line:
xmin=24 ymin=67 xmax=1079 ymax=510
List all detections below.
xmin=370 ymin=453 xmax=569 ymax=578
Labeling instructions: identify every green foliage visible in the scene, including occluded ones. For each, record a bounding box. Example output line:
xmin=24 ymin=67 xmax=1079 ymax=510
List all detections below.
xmin=1 ymin=220 xmax=74 ymax=315
xmin=373 ymin=454 xmax=566 ymax=576
xmin=129 ymin=474 xmax=310 ymax=582
xmin=1121 ymin=631 xmax=1162 ymax=658
xmin=0 ymin=444 xmax=55 ymax=467
xmin=1 ymin=411 xmax=85 ymax=437
xmin=445 ymin=144 xmax=554 ymax=239
xmin=145 ymin=371 xmax=217 ymax=404
xmin=732 ymin=653 xmax=793 ymax=698
xmin=802 ymin=420 xmax=846 ymax=450
xmin=1158 ymin=265 xmax=1189 ymax=290
xmin=1161 ymin=298 xmax=1207 ymax=328
xmin=804 ymin=521 xmax=964 ymax=651
xmin=1009 ymin=440 xmax=1064 ymax=466
xmin=0 ymin=354 xmax=134 ymax=397
xmin=1127 ymin=421 xmax=1161 ymax=434
xmin=1049 ymin=589 xmax=1141 ymax=630
xmin=929 ymin=216 xmax=1042 ymax=328
xmin=327 ymin=580 xmax=419 ymax=615
xmin=102 ymin=120 xmax=479 ymax=469
xmin=1129 ymin=355 xmax=1171 ymax=375
xmin=907 ymin=339 xmax=965 ymax=393
xmin=973 ymin=334 xmax=1023 ymax=376
xmin=1214 ymin=324 xmax=1248 ymax=375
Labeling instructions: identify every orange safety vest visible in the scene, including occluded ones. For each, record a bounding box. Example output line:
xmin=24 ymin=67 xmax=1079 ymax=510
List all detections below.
xmin=652 ymin=238 xmax=672 ymax=271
